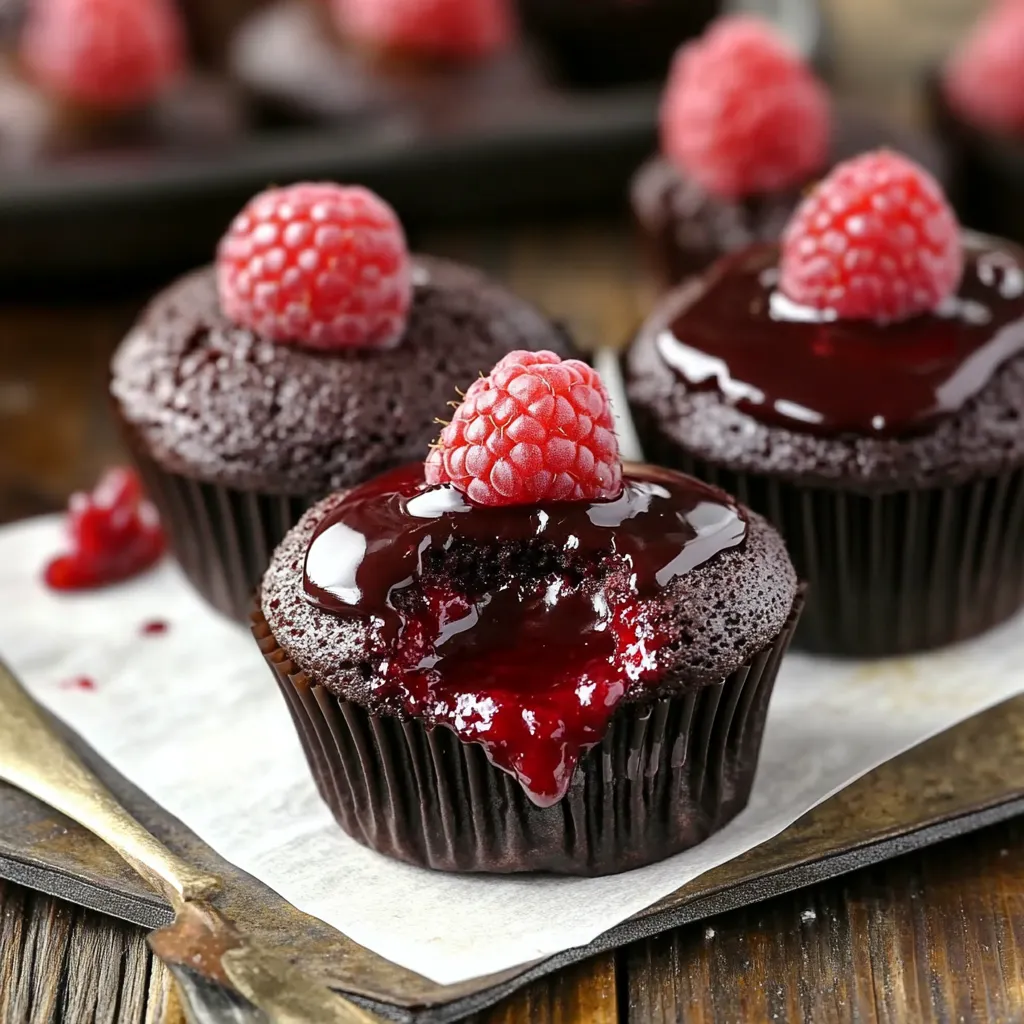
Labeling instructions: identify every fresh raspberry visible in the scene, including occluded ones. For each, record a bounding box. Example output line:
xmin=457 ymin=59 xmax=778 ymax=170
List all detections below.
xmin=426 ymin=350 xmax=622 ymax=507
xmin=659 ymin=15 xmax=830 ymax=200
xmin=779 ymin=150 xmax=963 ymax=322
xmin=334 ymin=0 xmax=514 ymax=61
xmin=21 ymin=0 xmax=184 ymax=110
xmin=216 ymin=183 xmax=413 ymax=351
xmin=44 ymin=468 xmax=165 ymax=591
xmin=943 ymin=0 xmax=1024 ymax=135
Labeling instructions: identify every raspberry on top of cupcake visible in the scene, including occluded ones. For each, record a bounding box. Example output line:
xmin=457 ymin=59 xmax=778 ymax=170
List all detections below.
xmin=21 ymin=0 xmax=184 ymax=110
xmin=625 ymin=149 xmax=1024 ymax=655
xmin=262 ymin=349 xmax=798 ymax=828
xmin=631 ymin=15 xmax=946 ymax=286
xmin=111 ymin=180 xmax=577 ymax=621
xmin=333 ymin=0 xmax=515 ymax=63
xmin=942 ymin=0 xmax=1024 ymax=138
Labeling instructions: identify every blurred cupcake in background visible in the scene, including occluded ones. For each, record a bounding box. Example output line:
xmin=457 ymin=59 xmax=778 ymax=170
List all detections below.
xmin=228 ymin=0 xmax=531 ymax=128
xmin=0 ymin=0 xmax=242 ymax=167
xmin=632 ymin=16 xmax=946 ymax=288
xmin=110 ymin=180 xmax=578 ymax=621
xmin=931 ymin=0 xmax=1024 ymax=244
xmin=625 ymin=149 xmax=1024 ymax=657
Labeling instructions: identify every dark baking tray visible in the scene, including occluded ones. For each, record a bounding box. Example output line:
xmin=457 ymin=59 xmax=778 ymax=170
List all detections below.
xmin=0 ymin=85 xmax=659 ymax=287
xmin=3 ymin=690 xmax=1024 ymax=1023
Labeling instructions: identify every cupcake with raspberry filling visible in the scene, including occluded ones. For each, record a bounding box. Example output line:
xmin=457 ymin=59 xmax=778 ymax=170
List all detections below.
xmin=0 ymin=0 xmax=242 ymax=168
xmin=626 ymin=150 xmax=1024 ymax=656
xmin=931 ymin=0 xmax=1024 ymax=245
xmin=111 ymin=182 xmax=576 ymax=622
xmin=632 ymin=16 xmax=945 ymax=287
xmin=229 ymin=0 xmax=531 ymax=128
xmin=253 ymin=350 xmax=800 ymax=874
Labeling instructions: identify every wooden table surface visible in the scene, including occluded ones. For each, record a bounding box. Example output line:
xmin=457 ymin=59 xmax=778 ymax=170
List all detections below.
xmin=3 ymin=218 xmax=1024 ymax=1024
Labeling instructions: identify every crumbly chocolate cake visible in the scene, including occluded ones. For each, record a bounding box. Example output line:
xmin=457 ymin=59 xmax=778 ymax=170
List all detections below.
xmin=111 ymin=255 xmax=574 ymax=494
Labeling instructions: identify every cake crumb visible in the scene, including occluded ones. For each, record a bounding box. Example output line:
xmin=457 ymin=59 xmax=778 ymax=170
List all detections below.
xmin=800 ymin=909 xmax=816 ymax=923
xmin=705 ymin=926 xmax=715 ymax=940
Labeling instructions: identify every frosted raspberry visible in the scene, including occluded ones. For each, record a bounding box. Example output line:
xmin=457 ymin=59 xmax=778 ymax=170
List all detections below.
xmin=216 ymin=183 xmax=412 ymax=351
xmin=427 ymin=350 xmax=622 ymax=507
xmin=779 ymin=150 xmax=963 ymax=322
xmin=660 ymin=15 xmax=830 ymax=200
xmin=943 ymin=0 xmax=1024 ymax=134
xmin=334 ymin=0 xmax=514 ymax=61
xmin=21 ymin=0 xmax=184 ymax=110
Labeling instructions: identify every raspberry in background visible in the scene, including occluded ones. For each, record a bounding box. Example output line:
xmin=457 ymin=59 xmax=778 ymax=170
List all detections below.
xmin=217 ymin=182 xmax=413 ymax=351
xmin=333 ymin=0 xmax=514 ymax=61
xmin=660 ymin=15 xmax=830 ymax=200
xmin=943 ymin=0 xmax=1024 ymax=135
xmin=44 ymin=468 xmax=165 ymax=590
xmin=427 ymin=350 xmax=622 ymax=507
xmin=779 ymin=149 xmax=963 ymax=322
xmin=21 ymin=0 xmax=184 ymax=110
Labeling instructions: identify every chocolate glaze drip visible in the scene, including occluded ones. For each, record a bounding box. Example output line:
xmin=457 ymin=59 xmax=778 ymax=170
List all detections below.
xmin=658 ymin=239 xmax=1024 ymax=438
xmin=302 ymin=463 xmax=747 ymax=806
xmin=304 ymin=463 xmax=746 ymax=628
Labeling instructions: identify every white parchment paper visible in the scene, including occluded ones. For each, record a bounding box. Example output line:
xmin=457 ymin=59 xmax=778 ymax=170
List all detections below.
xmin=2 ymin=515 xmax=1024 ymax=986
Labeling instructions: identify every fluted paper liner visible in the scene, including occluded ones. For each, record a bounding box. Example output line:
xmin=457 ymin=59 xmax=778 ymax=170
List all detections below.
xmin=643 ymin=441 xmax=1024 ymax=657
xmin=125 ymin=444 xmax=318 ymax=623
xmin=251 ymin=600 xmax=802 ymax=876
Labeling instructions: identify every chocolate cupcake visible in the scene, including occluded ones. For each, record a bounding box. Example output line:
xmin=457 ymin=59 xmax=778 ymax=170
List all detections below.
xmin=254 ymin=350 xmax=800 ymax=874
xmin=625 ymin=150 xmax=1024 ymax=657
xmin=111 ymin=183 xmax=575 ymax=622
xmin=632 ymin=17 xmax=945 ymax=287
xmin=929 ymin=0 xmax=1024 ymax=245
xmin=516 ymin=0 xmax=718 ymax=87
xmin=0 ymin=0 xmax=242 ymax=169
xmin=228 ymin=0 xmax=531 ymax=129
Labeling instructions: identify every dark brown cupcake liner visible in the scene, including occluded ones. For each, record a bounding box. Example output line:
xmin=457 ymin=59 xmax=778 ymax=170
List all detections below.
xmin=646 ymin=442 xmax=1024 ymax=657
xmin=126 ymin=441 xmax=318 ymax=623
xmin=250 ymin=599 xmax=802 ymax=876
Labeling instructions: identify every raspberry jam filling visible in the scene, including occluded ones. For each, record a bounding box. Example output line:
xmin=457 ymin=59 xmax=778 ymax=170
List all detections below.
xmin=303 ymin=464 xmax=747 ymax=806
xmin=658 ymin=239 xmax=1024 ymax=437
xmin=44 ymin=468 xmax=165 ymax=591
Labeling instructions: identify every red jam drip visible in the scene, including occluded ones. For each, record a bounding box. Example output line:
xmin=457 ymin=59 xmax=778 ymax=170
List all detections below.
xmin=44 ymin=468 xmax=165 ymax=592
xmin=303 ymin=464 xmax=747 ymax=806
xmin=658 ymin=239 xmax=1024 ymax=437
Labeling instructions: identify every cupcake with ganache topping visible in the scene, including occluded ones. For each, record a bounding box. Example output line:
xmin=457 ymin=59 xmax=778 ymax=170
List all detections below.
xmin=930 ymin=0 xmax=1024 ymax=245
xmin=626 ymin=150 xmax=1024 ymax=657
xmin=111 ymin=182 xmax=576 ymax=622
xmin=253 ymin=350 xmax=801 ymax=875
xmin=632 ymin=17 xmax=945 ymax=287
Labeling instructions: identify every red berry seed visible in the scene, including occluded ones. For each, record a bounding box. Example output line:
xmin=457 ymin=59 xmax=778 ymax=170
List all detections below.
xmin=660 ymin=15 xmax=830 ymax=200
xmin=21 ymin=0 xmax=184 ymax=110
xmin=217 ymin=183 xmax=413 ymax=351
xmin=944 ymin=0 xmax=1024 ymax=135
xmin=427 ymin=350 xmax=622 ymax=507
xmin=44 ymin=467 xmax=165 ymax=591
xmin=334 ymin=0 xmax=514 ymax=61
xmin=779 ymin=150 xmax=963 ymax=322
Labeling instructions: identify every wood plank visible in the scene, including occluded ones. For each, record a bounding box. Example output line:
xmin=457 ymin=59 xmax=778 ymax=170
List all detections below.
xmin=627 ymin=818 xmax=1024 ymax=1024
xmin=0 ymin=881 xmax=181 ymax=1024
xmin=472 ymin=953 xmax=619 ymax=1024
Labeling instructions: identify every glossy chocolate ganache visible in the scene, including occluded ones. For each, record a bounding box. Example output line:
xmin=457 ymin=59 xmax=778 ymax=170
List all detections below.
xmin=656 ymin=238 xmax=1024 ymax=438
xmin=301 ymin=463 xmax=747 ymax=806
